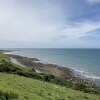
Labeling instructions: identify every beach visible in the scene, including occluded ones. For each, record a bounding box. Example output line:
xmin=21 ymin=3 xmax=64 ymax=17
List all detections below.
xmin=6 ymin=53 xmax=95 ymax=87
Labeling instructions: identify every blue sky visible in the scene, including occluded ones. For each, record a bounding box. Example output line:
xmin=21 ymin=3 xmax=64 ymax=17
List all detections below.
xmin=0 ymin=0 xmax=100 ymax=48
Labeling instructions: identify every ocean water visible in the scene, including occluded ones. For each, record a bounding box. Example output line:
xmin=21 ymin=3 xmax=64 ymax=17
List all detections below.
xmin=6 ymin=48 xmax=100 ymax=85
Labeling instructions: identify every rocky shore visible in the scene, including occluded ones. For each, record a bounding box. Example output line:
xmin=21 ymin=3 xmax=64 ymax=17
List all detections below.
xmin=7 ymin=54 xmax=95 ymax=86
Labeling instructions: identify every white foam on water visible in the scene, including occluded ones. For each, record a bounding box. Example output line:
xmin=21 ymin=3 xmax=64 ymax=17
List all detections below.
xmin=74 ymin=68 xmax=100 ymax=80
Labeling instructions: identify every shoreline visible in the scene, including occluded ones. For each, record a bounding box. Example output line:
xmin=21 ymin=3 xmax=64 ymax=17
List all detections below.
xmin=6 ymin=54 xmax=96 ymax=87
xmin=4 ymin=49 xmax=100 ymax=82
xmin=0 ymin=51 xmax=100 ymax=100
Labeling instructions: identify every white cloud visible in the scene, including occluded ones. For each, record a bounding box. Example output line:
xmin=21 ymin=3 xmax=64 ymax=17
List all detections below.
xmin=61 ymin=22 xmax=100 ymax=39
xmin=49 ymin=21 xmax=100 ymax=48
xmin=86 ymin=0 xmax=100 ymax=3
xmin=0 ymin=0 xmax=65 ymax=43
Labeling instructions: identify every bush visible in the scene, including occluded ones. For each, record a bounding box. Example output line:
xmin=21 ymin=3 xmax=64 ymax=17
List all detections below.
xmin=0 ymin=61 xmax=20 ymax=73
xmin=43 ymin=75 xmax=51 ymax=82
xmin=83 ymin=88 xmax=94 ymax=93
xmin=42 ymin=74 xmax=55 ymax=82
xmin=72 ymin=82 xmax=87 ymax=91
xmin=0 ymin=89 xmax=18 ymax=100
xmin=16 ymin=71 xmax=42 ymax=79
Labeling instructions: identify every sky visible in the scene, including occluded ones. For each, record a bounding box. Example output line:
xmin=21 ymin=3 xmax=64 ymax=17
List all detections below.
xmin=0 ymin=0 xmax=100 ymax=48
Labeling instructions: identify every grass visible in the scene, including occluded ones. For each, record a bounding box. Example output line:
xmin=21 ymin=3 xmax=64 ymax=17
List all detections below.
xmin=0 ymin=87 xmax=18 ymax=100
xmin=0 ymin=72 xmax=99 ymax=100
xmin=0 ymin=53 xmax=10 ymax=62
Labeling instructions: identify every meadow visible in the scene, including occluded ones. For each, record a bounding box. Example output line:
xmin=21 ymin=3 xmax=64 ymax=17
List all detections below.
xmin=0 ymin=73 xmax=100 ymax=100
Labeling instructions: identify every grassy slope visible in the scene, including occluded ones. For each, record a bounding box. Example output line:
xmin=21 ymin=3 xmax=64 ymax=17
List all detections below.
xmin=0 ymin=52 xmax=33 ymax=72
xmin=0 ymin=53 xmax=10 ymax=62
xmin=0 ymin=73 xmax=100 ymax=100
xmin=0 ymin=52 xmax=100 ymax=100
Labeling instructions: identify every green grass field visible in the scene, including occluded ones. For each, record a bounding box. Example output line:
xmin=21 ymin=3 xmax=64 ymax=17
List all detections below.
xmin=0 ymin=73 xmax=100 ymax=100
xmin=0 ymin=52 xmax=100 ymax=100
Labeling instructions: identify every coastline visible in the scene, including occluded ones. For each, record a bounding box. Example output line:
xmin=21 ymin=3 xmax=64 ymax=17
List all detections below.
xmin=4 ymin=49 xmax=100 ymax=82
xmin=6 ymin=54 xmax=96 ymax=87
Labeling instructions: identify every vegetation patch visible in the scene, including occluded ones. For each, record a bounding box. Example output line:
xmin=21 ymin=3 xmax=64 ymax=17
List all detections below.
xmin=0 ymin=73 xmax=99 ymax=100
xmin=0 ymin=88 xmax=18 ymax=100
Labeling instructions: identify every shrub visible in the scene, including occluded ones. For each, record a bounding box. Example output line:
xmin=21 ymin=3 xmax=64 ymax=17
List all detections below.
xmin=43 ymin=75 xmax=51 ymax=82
xmin=0 ymin=61 xmax=20 ymax=73
xmin=16 ymin=71 xmax=42 ymax=79
xmin=0 ymin=89 xmax=18 ymax=100
xmin=51 ymin=78 xmax=72 ymax=88
xmin=72 ymin=82 xmax=87 ymax=91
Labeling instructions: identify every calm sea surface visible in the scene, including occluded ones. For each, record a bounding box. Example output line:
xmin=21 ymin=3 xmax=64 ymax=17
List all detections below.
xmin=7 ymin=48 xmax=100 ymax=85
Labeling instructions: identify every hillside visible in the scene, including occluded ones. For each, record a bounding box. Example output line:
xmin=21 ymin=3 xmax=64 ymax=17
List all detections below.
xmin=0 ymin=73 xmax=100 ymax=100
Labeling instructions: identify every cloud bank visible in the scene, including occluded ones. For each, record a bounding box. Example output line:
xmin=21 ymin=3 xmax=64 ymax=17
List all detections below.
xmin=0 ymin=0 xmax=100 ymax=48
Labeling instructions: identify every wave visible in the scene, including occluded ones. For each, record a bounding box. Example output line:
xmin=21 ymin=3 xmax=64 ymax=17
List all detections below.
xmin=73 ymin=68 xmax=100 ymax=80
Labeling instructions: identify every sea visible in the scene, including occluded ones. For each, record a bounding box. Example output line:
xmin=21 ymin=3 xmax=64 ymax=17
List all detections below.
xmin=5 ymin=48 xmax=100 ymax=86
